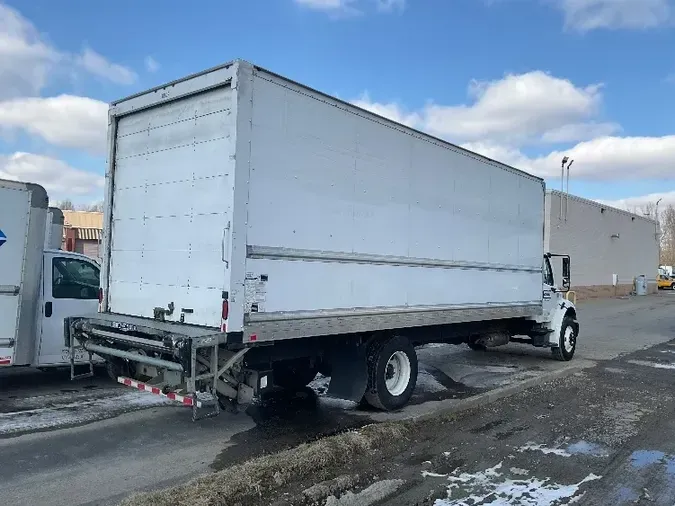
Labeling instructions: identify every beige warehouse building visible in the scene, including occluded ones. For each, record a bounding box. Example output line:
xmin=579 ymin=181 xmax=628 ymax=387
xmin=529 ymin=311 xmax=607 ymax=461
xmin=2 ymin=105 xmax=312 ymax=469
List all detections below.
xmin=545 ymin=190 xmax=659 ymax=299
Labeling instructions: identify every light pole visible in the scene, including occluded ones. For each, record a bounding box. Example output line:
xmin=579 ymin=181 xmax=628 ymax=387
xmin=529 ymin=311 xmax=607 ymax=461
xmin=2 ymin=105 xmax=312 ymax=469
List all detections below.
xmin=560 ymin=157 xmax=574 ymax=220
xmin=656 ymin=197 xmax=663 ymax=264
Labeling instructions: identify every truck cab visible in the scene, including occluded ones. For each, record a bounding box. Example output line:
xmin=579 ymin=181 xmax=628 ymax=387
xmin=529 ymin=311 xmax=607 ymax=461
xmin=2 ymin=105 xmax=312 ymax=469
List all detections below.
xmin=0 ymin=179 xmax=101 ymax=368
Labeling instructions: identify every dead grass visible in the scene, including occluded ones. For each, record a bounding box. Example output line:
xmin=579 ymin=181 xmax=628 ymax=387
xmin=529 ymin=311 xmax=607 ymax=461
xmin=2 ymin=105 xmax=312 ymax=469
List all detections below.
xmin=120 ymin=422 xmax=410 ymax=506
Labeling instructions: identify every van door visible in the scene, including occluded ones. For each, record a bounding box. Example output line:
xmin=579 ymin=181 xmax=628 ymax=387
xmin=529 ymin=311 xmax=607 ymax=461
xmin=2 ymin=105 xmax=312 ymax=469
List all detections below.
xmin=37 ymin=253 xmax=100 ymax=366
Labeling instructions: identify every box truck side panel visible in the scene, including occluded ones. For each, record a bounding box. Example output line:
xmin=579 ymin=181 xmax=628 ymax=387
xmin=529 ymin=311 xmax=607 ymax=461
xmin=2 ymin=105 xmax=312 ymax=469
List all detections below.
xmin=107 ymin=84 xmax=236 ymax=328
xmin=0 ymin=180 xmax=48 ymax=365
xmin=242 ymin=70 xmax=543 ymax=341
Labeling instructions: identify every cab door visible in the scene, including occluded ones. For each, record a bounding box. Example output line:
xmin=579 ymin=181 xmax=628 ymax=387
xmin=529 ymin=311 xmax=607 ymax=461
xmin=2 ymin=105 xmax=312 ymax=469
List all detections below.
xmin=37 ymin=253 xmax=100 ymax=366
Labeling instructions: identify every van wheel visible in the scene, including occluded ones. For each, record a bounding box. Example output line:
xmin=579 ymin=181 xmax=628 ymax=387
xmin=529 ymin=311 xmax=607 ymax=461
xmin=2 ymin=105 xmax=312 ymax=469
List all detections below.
xmin=273 ymin=359 xmax=318 ymax=390
xmin=552 ymin=316 xmax=578 ymax=361
xmin=364 ymin=335 xmax=418 ymax=411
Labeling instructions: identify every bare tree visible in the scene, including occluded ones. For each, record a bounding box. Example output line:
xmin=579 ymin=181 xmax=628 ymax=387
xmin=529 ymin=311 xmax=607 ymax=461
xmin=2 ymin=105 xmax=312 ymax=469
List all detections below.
xmin=79 ymin=202 xmax=104 ymax=212
xmin=661 ymin=204 xmax=675 ymax=266
xmin=54 ymin=200 xmax=104 ymax=212
xmin=56 ymin=199 xmax=75 ymax=210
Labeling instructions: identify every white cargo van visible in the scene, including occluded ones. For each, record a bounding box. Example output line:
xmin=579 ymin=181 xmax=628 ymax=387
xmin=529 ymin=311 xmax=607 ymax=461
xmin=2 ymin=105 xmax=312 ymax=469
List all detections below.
xmin=67 ymin=60 xmax=578 ymax=418
xmin=0 ymin=179 xmax=101 ymax=368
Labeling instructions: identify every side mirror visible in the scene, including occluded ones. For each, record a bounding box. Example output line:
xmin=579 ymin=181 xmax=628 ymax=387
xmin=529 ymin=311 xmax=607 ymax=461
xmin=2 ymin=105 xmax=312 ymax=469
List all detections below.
xmin=562 ymin=256 xmax=571 ymax=292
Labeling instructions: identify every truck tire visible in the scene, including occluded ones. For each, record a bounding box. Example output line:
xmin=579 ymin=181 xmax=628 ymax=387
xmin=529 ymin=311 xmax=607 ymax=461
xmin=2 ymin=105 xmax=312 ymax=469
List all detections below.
xmin=551 ymin=316 xmax=578 ymax=361
xmin=364 ymin=335 xmax=418 ymax=411
xmin=273 ymin=359 xmax=318 ymax=390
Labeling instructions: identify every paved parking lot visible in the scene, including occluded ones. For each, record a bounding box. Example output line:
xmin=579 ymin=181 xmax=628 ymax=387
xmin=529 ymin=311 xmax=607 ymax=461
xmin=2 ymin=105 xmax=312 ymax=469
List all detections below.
xmin=0 ymin=292 xmax=673 ymax=505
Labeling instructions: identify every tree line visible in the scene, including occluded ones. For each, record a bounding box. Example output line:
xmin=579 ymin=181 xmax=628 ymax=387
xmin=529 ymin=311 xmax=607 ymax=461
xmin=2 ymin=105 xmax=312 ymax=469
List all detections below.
xmin=55 ymin=199 xmax=104 ymax=212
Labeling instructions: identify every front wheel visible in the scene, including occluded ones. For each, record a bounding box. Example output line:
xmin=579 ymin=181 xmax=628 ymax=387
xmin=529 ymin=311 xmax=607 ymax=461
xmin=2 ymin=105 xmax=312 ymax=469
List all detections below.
xmin=363 ymin=335 xmax=418 ymax=411
xmin=552 ymin=316 xmax=579 ymax=361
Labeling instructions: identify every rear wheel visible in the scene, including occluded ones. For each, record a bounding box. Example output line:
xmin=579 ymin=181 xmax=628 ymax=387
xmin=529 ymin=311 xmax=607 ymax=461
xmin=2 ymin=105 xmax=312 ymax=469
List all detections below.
xmin=363 ymin=335 xmax=418 ymax=411
xmin=552 ymin=316 xmax=578 ymax=361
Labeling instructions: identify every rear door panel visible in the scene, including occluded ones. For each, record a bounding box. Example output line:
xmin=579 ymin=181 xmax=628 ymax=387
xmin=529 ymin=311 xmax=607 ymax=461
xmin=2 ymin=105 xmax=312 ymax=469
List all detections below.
xmin=108 ymin=85 xmax=236 ymax=327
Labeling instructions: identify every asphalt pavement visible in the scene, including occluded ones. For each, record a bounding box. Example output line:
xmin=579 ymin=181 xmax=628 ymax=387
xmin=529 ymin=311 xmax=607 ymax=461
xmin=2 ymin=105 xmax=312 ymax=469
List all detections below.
xmin=0 ymin=292 xmax=673 ymax=506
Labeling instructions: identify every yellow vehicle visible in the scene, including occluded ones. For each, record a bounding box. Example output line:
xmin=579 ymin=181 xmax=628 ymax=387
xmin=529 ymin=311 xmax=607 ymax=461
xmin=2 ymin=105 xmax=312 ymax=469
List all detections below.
xmin=657 ymin=274 xmax=675 ymax=290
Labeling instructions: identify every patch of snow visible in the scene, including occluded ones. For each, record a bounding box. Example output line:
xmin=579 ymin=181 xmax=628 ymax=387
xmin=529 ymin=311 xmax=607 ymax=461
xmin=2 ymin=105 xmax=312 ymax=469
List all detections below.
xmin=627 ymin=359 xmax=675 ymax=370
xmin=416 ymin=370 xmax=447 ymax=393
xmin=517 ymin=443 xmax=572 ymax=457
xmin=509 ymin=467 xmax=529 ymax=476
xmin=422 ymin=471 xmax=448 ymax=478
xmin=434 ymin=462 xmax=601 ymax=505
xmin=0 ymin=391 xmax=171 ymax=435
xmin=325 ymin=479 xmax=404 ymax=506
xmin=309 ymin=373 xmax=331 ymax=394
xmin=518 ymin=441 xmax=609 ymax=458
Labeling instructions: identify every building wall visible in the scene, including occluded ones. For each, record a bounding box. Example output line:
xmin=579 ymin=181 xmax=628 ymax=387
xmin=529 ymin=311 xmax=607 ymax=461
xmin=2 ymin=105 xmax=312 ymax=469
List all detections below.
xmin=76 ymin=239 xmax=100 ymax=260
xmin=545 ymin=191 xmax=659 ymax=300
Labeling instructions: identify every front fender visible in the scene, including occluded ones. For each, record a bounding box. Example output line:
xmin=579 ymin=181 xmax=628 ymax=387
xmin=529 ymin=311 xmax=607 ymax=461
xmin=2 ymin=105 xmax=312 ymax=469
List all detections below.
xmin=547 ymin=299 xmax=578 ymax=346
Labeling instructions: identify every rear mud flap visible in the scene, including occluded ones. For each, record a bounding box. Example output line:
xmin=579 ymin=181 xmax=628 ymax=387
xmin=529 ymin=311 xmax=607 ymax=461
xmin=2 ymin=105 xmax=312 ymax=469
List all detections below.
xmin=326 ymin=342 xmax=368 ymax=402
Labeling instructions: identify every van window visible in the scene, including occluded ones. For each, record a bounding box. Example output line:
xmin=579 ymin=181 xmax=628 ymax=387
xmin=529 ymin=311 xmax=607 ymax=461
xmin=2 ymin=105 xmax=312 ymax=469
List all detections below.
xmin=52 ymin=258 xmax=100 ymax=299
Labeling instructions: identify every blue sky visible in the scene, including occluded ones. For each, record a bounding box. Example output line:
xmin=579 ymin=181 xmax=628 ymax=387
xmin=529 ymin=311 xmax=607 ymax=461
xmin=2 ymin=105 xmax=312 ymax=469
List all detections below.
xmin=0 ymin=0 xmax=673 ymax=211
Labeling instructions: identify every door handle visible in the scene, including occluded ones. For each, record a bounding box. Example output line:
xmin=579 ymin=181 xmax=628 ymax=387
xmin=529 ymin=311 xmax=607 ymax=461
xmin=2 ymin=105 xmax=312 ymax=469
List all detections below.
xmin=45 ymin=301 xmax=53 ymax=318
xmin=221 ymin=221 xmax=231 ymax=267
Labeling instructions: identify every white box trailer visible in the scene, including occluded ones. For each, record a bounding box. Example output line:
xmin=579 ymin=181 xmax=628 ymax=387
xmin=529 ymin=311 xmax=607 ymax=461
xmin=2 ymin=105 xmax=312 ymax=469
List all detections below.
xmin=68 ymin=60 xmax=579 ymax=417
xmin=0 ymin=180 xmax=102 ymax=369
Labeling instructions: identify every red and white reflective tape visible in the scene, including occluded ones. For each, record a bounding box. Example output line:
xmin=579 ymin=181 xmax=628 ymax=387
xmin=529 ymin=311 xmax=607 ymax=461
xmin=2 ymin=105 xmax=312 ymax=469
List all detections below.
xmin=117 ymin=376 xmax=201 ymax=407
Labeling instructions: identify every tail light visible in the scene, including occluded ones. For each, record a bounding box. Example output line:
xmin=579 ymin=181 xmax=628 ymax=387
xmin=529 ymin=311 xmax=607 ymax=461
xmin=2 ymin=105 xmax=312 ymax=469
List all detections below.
xmin=98 ymin=288 xmax=103 ymax=304
xmin=222 ymin=300 xmax=229 ymax=319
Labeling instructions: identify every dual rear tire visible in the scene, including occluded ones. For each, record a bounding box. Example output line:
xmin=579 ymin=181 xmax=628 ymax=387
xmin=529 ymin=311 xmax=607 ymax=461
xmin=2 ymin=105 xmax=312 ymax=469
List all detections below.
xmin=363 ymin=335 xmax=418 ymax=411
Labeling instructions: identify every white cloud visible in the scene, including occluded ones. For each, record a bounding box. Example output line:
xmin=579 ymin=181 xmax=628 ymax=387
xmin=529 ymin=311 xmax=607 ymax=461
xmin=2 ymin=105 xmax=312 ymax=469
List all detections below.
xmin=524 ymin=135 xmax=675 ymax=179
xmin=424 ymin=71 xmax=617 ymax=145
xmin=556 ymin=0 xmax=671 ymax=31
xmin=352 ymin=70 xmax=675 ymax=181
xmin=0 ymin=95 xmax=108 ymax=154
xmin=0 ymin=152 xmax=104 ymax=201
xmin=459 ymin=135 xmax=675 ymax=181
xmin=76 ymin=47 xmax=137 ymax=85
xmin=145 ymin=56 xmax=160 ymax=73
xmin=0 ymin=3 xmax=136 ymax=96
xmin=597 ymin=191 xmax=675 ymax=215
xmin=375 ymin=0 xmax=405 ymax=12
xmin=0 ymin=3 xmax=61 ymax=99
xmin=293 ymin=0 xmax=404 ymax=14
xmin=353 ymin=71 xmax=618 ymax=147
xmin=351 ymin=92 xmax=420 ymax=127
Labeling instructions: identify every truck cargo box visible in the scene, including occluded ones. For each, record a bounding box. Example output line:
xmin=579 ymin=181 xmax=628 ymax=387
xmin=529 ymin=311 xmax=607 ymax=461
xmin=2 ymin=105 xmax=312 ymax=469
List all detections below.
xmin=102 ymin=60 xmax=545 ymax=345
xmin=0 ymin=180 xmax=49 ymax=365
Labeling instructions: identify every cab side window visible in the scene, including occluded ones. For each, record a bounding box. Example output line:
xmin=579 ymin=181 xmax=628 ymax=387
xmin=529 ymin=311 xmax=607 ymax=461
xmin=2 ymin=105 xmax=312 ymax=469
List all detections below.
xmin=52 ymin=258 xmax=100 ymax=299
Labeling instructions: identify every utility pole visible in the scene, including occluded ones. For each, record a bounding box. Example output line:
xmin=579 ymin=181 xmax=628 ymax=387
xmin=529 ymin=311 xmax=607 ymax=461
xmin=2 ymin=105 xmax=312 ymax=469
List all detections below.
xmin=560 ymin=157 xmax=574 ymax=220
xmin=656 ymin=198 xmax=663 ymax=264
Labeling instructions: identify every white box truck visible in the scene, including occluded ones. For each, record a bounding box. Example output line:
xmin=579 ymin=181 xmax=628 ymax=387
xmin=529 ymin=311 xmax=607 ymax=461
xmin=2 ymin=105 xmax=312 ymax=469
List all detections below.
xmin=0 ymin=179 xmax=102 ymax=369
xmin=67 ymin=60 xmax=579 ymax=418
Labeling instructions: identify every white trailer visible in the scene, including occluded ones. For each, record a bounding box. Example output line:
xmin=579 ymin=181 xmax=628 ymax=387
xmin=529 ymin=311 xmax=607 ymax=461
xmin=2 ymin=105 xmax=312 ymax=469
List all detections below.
xmin=0 ymin=179 xmax=101 ymax=369
xmin=68 ymin=60 xmax=579 ymax=418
